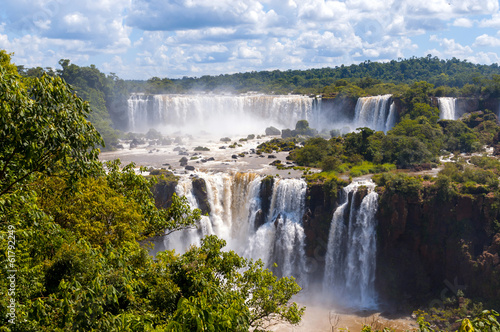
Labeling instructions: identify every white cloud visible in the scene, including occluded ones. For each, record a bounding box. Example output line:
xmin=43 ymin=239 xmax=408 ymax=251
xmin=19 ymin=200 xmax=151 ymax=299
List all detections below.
xmin=473 ymin=34 xmax=500 ymax=48
xmin=452 ymin=18 xmax=474 ymax=27
xmin=428 ymin=35 xmax=473 ymax=58
xmin=479 ymin=13 xmax=500 ymax=28
xmin=0 ymin=33 xmax=12 ymax=49
xmin=466 ymin=51 xmax=500 ymax=65
xmin=0 ymin=0 xmax=131 ymax=54
xmin=63 ymin=13 xmax=90 ymax=33
xmin=1 ymin=0 xmax=500 ymax=79
xmin=237 ymin=44 xmax=262 ymax=59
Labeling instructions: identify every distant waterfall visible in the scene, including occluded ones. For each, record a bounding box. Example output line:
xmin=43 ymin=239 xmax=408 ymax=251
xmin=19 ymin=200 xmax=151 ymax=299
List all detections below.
xmin=323 ymin=180 xmax=379 ymax=309
xmin=162 ymin=172 xmax=309 ymax=284
xmin=438 ymin=97 xmax=457 ymax=120
xmin=127 ymin=94 xmax=317 ymax=134
xmin=353 ymin=95 xmax=395 ymax=132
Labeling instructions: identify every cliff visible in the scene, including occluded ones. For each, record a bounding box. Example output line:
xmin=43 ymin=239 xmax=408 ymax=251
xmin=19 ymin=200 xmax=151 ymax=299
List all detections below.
xmin=376 ymin=186 xmax=500 ymax=307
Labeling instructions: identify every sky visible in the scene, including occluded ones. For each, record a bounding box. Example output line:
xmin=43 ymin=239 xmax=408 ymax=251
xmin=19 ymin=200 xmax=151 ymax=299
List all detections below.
xmin=1 ymin=0 xmax=500 ymax=80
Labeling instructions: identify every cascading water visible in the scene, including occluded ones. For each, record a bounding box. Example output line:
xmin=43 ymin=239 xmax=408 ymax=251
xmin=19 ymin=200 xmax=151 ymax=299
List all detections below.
xmin=246 ymin=178 xmax=309 ymax=284
xmin=161 ymin=177 xmax=214 ymax=254
xmin=159 ymin=172 xmax=309 ymax=285
xmin=323 ymin=180 xmax=379 ymax=309
xmin=385 ymin=102 xmax=397 ymax=132
xmin=438 ymin=97 xmax=457 ymax=120
xmin=353 ymin=95 xmax=395 ymax=132
xmin=127 ymin=94 xmax=317 ymax=134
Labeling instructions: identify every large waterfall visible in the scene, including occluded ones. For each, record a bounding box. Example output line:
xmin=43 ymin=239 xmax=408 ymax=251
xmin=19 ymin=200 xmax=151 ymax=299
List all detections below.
xmin=155 ymin=172 xmax=384 ymax=308
xmin=353 ymin=95 xmax=396 ymax=132
xmin=127 ymin=94 xmax=317 ymax=135
xmin=323 ymin=180 xmax=379 ymax=309
xmin=162 ymin=172 xmax=309 ymax=285
xmin=438 ymin=97 xmax=457 ymax=120
xmin=126 ymin=93 xmax=400 ymax=135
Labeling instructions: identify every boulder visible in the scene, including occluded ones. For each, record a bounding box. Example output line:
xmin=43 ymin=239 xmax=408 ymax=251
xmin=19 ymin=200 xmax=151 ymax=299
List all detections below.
xmin=265 ymin=126 xmax=281 ymax=136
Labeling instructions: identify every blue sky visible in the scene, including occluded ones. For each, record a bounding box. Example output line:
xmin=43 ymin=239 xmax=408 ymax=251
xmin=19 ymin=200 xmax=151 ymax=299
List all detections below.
xmin=1 ymin=0 xmax=500 ymax=79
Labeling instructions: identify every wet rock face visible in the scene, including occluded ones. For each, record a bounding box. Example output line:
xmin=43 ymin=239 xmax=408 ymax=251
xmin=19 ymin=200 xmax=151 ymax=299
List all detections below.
xmin=259 ymin=176 xmax=274 ymax=217
xmin=301 ymin=183 xmax=340 ymax=282
xmin=375 ymin=189 xmax=500 ymax=305
xmin=191 ymin=177 xmax=211 ymax=215
xmin=151 ymin=177 xmax=178 ymax=209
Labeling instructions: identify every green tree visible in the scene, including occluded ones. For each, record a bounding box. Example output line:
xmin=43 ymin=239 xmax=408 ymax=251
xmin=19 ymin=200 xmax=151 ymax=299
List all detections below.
xmin=1 ymin=54 xmax=304 ymax=331
xmin=0 ymin=66 xmax=103 ymax=197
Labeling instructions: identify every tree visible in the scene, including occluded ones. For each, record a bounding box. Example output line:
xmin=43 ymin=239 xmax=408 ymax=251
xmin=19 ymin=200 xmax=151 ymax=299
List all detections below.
xmin=1 ymin=53 xmax=304 ymax=331
xmin=164 ymin=236 xmax=304 ymax=331
xmin=0 ymin=65 xmax=103 ymax=197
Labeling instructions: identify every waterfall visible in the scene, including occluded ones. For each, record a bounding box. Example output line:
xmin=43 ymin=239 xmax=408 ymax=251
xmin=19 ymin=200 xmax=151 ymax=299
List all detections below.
xmin=385 ymin=102 xmax=397 ymax=132
xmin=323 ymin=180 xmax=379 ymax=309
xmin=353 ymin=95 xmax=394 ymax=132
xmin=438 ymin=97 xmax=457 ymax=120
xmin=159 ymin=172 xmax=309 ymax=284
xmin=246 ymin=178 xmax=309 ymax=284
xmin=126 ymin=94 xmax=317 ymax=134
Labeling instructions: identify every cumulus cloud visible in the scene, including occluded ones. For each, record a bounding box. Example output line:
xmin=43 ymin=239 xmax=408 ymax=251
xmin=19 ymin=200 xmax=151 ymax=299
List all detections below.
xmin=127 ymin=0 xmax=267 ymax=31
xmin=466 ymin=51 xmax=500 ymax=65
xmin=479 ymin=13 xmax=500 ymax=28
xmin=1 ymin=0 xmax=500 ymax=79
xmin=452 ymin=18 xmax=474 ymax=27
xmin=473 ymin=34 xmax=500 ymax=48
xmin=428 ymin=35 xmax=473 ymax=59
xmin=0 ymin=0 xmax=131 ymax=52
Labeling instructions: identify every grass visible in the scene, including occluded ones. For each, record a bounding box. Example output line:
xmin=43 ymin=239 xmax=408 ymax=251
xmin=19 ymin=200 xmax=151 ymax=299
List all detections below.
xmin=349 ymin=162 xmax=396 ymax=177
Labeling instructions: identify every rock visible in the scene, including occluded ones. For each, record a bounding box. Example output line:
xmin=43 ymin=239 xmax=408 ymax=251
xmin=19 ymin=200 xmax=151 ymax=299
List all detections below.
xmin=270 ymin=160 xmax=281 ymax=166
xmin=207 ymin=157 xmax=215 ymax=161
xmin=219 ymin=146 xmax=226 ymax=149
xmin=254 ymin=209 xmax=266 ymax=230
xmin=260 ymin=176 xmax=274 ymax=218
xmin=268 ymin=154 xmax=277 ymax=158
xmin=232 ymin=155 xmax=238 ymax=159
xmin=185 ymin=165 xmax=195 ymax=171
xmin=281 ymin=128 xmax=294 ymax=138
xmin=151 ymin=175 xmax=178 ymax=209
xmin=265 ymin=126 xmax=281 ymax=136
xmin=179 ymin=156 xmax=188 ymax=166
xmin=191 ymin=177 xmax=211 ymax=215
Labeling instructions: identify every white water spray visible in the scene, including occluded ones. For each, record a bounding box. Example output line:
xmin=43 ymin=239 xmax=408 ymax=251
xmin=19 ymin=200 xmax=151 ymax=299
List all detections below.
xmin=159 ymin=172 xmax=309 ymax=285
xmin=127 ymin=94 xmax=317 ymax=135
xmin=323 ymin=180 xmax=379 ymax=309
xmin=353 ymin=95 xmax=395 ymax=132
xmin=438 ymin=97 xmax=457 ymax=120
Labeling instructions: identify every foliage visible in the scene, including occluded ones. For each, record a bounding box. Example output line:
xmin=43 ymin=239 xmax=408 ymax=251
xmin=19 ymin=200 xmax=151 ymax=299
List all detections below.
xmin=372 ymin=172 xmax=423 ymax=200
xmin=257 ymin=138 xmax=297 ymax=154
xmin=0 ymin=65 xmax=103 ymax=197
xmin=0 ymin=53 xmax=304 ymax=331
